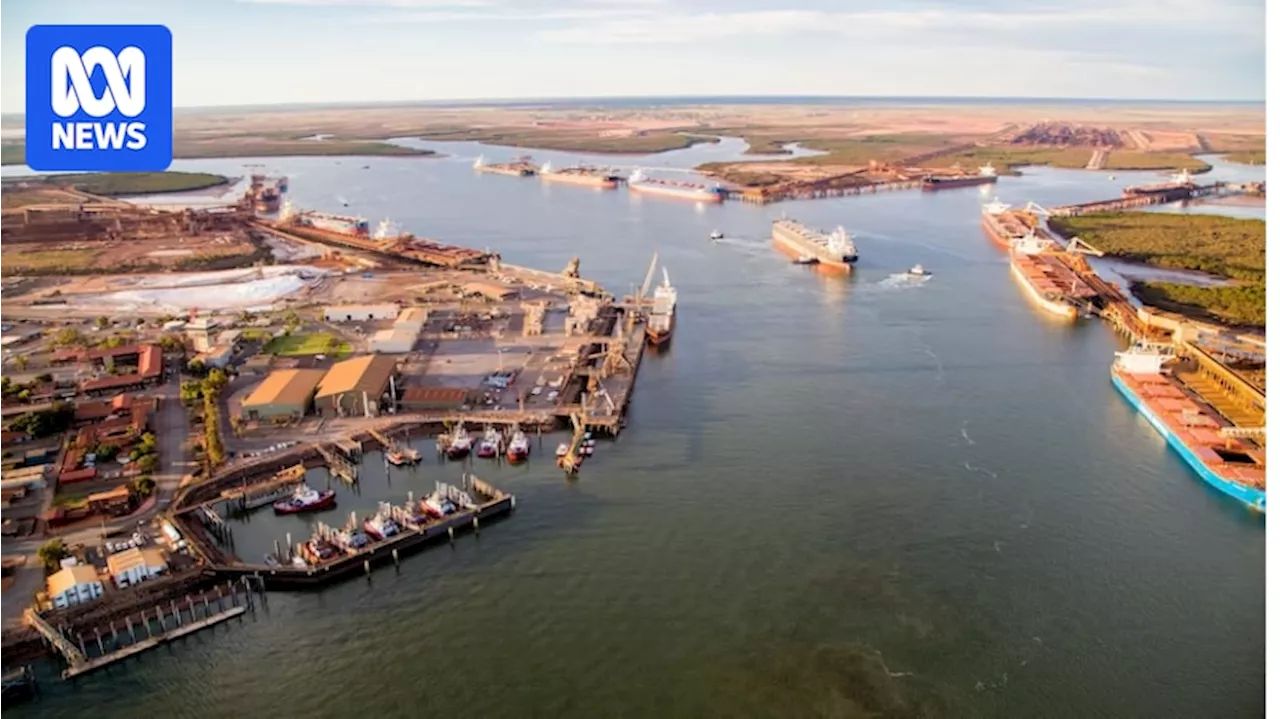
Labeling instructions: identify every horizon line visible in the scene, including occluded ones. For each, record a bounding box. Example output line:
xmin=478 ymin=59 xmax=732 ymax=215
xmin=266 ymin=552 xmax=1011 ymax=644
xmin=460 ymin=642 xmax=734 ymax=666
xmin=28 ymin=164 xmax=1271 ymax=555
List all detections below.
xmin=0 ymin=93 xmax=1265 ymax=119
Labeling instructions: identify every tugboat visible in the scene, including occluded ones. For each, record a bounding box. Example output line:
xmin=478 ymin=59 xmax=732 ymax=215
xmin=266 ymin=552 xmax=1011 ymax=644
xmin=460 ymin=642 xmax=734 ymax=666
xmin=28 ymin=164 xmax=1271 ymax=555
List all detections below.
xmin=420 ymin=491 xmax=459 ymax=519
xmin=386 ymin=449 xmax=409 ymax=467
xmin=907 ymin=264 xmax=932 ymax=277
xmin=301 ymin=532 xmax=339 ymax=565
xmin=272 ymin=484 xmax=338 ymax=515
xmin=555 ymin=442 xmax=571 ymax=458
xmin=506 ymin=429 xmax=531 ymax=463
xmin=475 ymin=426 xmax=501 ymax=459
xmin=710 ymin=230 xmax=724 ymax=241
xmin=444 ymin=425 xmax=473 ymax=461
xmin=363 ymin=505 xmax=400 ymax=541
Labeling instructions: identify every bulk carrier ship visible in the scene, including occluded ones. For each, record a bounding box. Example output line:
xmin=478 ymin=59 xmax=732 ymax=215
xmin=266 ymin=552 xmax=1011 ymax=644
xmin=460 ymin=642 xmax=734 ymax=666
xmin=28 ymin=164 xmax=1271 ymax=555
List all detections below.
xmin=1008 ymin=235 xmax=1097 ymax=319
xmin=1111 ymin=346 xmax=1266 ymax=512
xmin=539 ymin=163 xmax=620 ymax=189
xmin=771 ymin=219 xmax=859 ymax=271
xmin=627 ymin=170 xmax=724 ymax=203
xmin=921 ymin=163 xmax=998 ymax=191
xmin=645 ymin=268 xmax=677 ymax=347
xmin=297 ymin=210 xmax=371 ymax=237
xmin=980 ymin=198 xmax=1037 ymax=249
xmin=474 ymin=155 xmax=537 ymax=177
xmin=1123 ymin=169 xmax=1196 ymax=197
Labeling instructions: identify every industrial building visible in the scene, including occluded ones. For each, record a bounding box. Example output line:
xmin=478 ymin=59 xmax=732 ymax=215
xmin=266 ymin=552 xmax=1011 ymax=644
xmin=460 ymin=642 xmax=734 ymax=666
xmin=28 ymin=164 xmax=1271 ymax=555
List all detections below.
xmin=240 ymin=368 xmax=327 ymax=421
xmin=46 ymin=561 xmax=104 ymax=609
xmin=106 ymin=546 xmax=168 ymax=589
xmin=369 ymin=307 xmax=429 ymax=354
xmin=324 ymin=304 xmax=399 ymax=322
xmin=314 ymin=355 xmax=399 ymax=418
xmin=194 ymin=344 xmax=235 ymax=369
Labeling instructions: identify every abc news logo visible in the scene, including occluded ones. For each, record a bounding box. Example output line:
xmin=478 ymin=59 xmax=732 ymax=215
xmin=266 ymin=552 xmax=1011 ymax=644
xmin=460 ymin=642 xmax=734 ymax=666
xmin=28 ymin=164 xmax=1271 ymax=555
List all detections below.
xmin=52 ymin=46 xmax=148 ymax=151
xmin=26 ymin=25 xmax=173 ymax=172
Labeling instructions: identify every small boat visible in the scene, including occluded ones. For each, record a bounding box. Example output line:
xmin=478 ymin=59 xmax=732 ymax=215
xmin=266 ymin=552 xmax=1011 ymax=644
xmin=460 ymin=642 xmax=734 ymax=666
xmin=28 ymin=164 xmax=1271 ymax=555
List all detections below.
xmin=444 ymin=425 xmax=473 ymax=460
xmin=363 ymin=507 xmax=400 ymax=541
xmin=395 ymin=498 xmax=430 ymax=528
xmin=386 ymin=449 xmax=409 ymax=466
xmin=272 ymin=484 xmax=337 ymax=515
xmin=420 ymin=493 xmax=459 ymax=519
xmin=793 ymin=255 xmax=819 ymax=265
xmin=710 ymin=230 xmax=724 ymax=241
xmin=1108 ymin=175 xmax=1117 ymax=180
xmin=476 ymin=426 xmax=501 ymax=459
xmin=907 ymin=264 xmax=932 ymax=277
xmin=555 ymin=442 xmax=570 ymax=458
xmin=506 ymin=430 xmax=531 ymax=463
xmin=301 ymin=537 xmax=339 ymax=564
xmin=402 ymin=446 xmax=422 ymax=463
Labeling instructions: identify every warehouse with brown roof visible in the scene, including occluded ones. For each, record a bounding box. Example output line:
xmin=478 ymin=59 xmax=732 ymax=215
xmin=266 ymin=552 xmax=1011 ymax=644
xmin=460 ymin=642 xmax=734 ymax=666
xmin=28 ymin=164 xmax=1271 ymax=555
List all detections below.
xmin=314 ymin=355 xmax=399 ymax=418
xmin=240 ymin=368 xmax=327 ymax=421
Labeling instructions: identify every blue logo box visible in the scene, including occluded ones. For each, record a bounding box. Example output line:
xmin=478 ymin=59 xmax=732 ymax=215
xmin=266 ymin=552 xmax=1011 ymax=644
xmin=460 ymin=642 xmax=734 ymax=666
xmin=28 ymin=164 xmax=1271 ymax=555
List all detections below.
xmin=26 ymin=24 xmax=173 ymax=172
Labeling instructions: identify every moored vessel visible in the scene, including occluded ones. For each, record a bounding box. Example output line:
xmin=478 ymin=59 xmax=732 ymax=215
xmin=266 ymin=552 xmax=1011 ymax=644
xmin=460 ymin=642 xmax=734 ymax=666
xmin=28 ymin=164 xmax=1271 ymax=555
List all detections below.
xmin=272 ymin=484 xmax=337 ymax=515
xmin=296 ymin=210 xmax=370 ymax=237
xmin=1008 ymin=235 xmax=1097 ymax=320
xmin=506 ymin=430 xmax=531 ymax=462
xmin=1111 ymin=346 xmax=1266 ymax=512
xmin=921 ymin=172 xmax=997 ymax=191
xmin=646 ymin=267 xmax=677 ymax=347
xmin=771 ymin=219 xmax=859 ymax=271
xmin=476 ymin=426 xmax=501 ymax=458
xmin=363 ymin=504 xmax=401 ymax=541
xmin=1123 ymin=168 xmax=1197 ymax=196
xmin=627 ymin=170 xmax=724 ymax=203
xmin=539 ymin=162 xmax=619 ymax=189
xmin=444 ymin=424 xmax=473 ymax=460
xmin=474 ymin=154 xmax=537 ymax=177
xmin=981 ymin=198 xmax=1036 ymax=249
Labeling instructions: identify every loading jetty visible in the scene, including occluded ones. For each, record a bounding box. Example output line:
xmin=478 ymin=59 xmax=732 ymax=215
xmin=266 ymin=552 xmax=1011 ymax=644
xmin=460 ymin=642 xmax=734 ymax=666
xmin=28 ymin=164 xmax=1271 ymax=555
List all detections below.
xmin=24 ymin=578 xmax=260 ymax=680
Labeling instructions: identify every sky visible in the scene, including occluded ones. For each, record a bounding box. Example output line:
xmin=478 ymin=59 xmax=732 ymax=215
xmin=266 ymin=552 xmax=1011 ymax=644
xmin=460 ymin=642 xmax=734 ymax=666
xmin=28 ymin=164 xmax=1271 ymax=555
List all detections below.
xmin=0 ymin=0 xmax=1267 ymax=110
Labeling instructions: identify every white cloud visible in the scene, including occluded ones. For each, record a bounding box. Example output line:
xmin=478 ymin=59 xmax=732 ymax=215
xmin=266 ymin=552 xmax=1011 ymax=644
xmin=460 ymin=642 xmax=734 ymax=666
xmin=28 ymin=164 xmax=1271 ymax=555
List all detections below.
xmin=371 ymin=7 xmax=650 ymax=22
xmin=537 ymin=3 xmax=1263 ymax=45
xmin=235 ymin=0 xmax=496 ymax=7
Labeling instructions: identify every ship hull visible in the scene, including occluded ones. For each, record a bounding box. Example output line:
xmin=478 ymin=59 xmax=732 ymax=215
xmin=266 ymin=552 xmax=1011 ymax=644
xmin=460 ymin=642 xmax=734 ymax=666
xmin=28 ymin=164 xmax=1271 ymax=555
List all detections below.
xmin=646 ymin=327 xmax=672 ymax=347
xmin=506 ymin=448 xmax=529 ymax=463
xmin=1111 ymin=371 xmax=1265 ymax=512
xmin=272 ymin=490 xmax=337 ymax=515
xmin=542 ymin=172 xmax=618 ymax=189
xmin=922 ymin=175 xmax=997 ymax=191
xmin=1009 ymin=258 xmax=1078 ymax=319
xmin=981 ymin=215 xmax=1013 ymax=248
xmin=477 ymin=166 xmax=534 ymax=177
xmin=629 ymin=184 xmax=723 ymax=203
xmin=771 ymin=234 xmax=856 ymax=272
xmin=445 ymin=446 xmax=471 ymax=461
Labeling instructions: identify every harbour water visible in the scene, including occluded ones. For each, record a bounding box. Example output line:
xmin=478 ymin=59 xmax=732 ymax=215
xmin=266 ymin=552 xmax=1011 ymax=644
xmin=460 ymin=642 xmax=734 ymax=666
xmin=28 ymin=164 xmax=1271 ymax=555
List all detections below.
xmin=3 ymin=146 xmax=1265 ymax=717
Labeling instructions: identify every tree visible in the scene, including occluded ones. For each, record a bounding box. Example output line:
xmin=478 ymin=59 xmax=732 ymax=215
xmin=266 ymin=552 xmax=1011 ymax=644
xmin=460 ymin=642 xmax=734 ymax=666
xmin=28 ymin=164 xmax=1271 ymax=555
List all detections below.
xmin=34 ymin=373 xmax=53 ymax=384
xmin=187 ymin=358 xmax=207 ymax=376
xmin=140 ymin=432 xmax=157 ymax=452
xmin=202 ymin=368 xmax=228 ymax=395
xmin=94 ymin=316 xmax=109 ymax=329
xmin=51 ymin=327 xmax=84 ymax=347
xmin=158 ymin=334 xmax=186 ymax=353
xmin=12 ymin=355 xmax=29 ymax=371
xmin=180 ymin=379 xmax=204 ymax=406
xmin=93 ymin=444 xmax=120 ymax=462
xmin=136 ymin=453 xmax=160 ymax=474
xmin=131 ymin=476 xmax=156 ymax=498
xmin=37 ymin=539 xmax=68 ymax=572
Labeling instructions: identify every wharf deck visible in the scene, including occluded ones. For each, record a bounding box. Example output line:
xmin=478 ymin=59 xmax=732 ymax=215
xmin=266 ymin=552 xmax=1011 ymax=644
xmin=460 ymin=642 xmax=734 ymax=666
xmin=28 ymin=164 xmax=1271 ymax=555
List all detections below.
xmin=727 ymin=179 xmax=922 ymax=205
xmin=62 ymin=606 xmax=246 ymax=679
xmin=1050 ymin=183 xmax=1226 ymax=216
xmin=207 ymin=476 xmax=515 ymax=590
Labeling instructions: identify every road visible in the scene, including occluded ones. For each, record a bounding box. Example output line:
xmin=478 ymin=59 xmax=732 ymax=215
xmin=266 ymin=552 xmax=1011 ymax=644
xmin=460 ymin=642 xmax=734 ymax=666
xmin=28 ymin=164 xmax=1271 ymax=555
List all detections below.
xmin=0 ymin=371 xmax=192 ymax=629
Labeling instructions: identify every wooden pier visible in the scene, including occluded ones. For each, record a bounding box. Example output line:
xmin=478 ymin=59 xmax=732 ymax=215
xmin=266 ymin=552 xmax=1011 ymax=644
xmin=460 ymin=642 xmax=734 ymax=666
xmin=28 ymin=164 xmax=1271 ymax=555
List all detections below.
xmin=63 ymin=606 xmax=246 ymax=679
xmin=316 ymin=443 xmax=359 ymax=483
